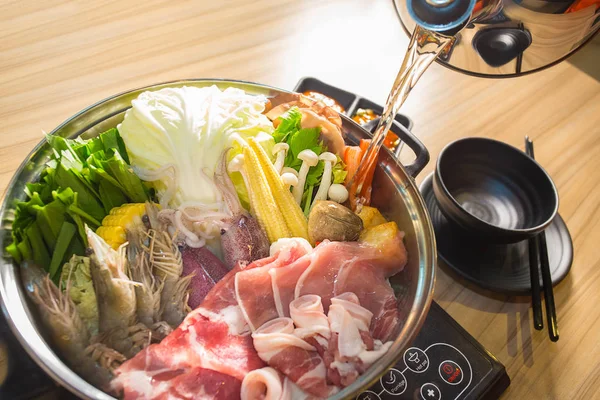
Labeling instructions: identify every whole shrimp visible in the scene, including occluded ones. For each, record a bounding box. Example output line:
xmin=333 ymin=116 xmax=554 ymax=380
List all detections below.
xmin=86 ymin=226 xmax=151 ymax=358
xmin=20 ymin=261 xmax=125 ymax=390
xmin=126 ymin=216 xmax=172 ymax=340
xmin=144 ymin=226 xmax=192 ymax=328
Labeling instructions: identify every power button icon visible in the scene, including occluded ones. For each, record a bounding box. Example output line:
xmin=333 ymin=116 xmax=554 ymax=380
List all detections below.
xmin=439 ymin=360 xmax=463 ymax=385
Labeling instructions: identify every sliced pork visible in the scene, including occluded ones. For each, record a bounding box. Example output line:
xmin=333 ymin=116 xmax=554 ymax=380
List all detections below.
xmin=269 ymin=256 xmax=313 ymax=318
xmin=295 ymin=237 xmax=406 ymax=341
xmin=289 ymin=295 xmax=330 ymax=353
xmin=112 ymin=239 xmax=312 ymax=400
xmin=112 ymin=230 xmax=406 ymax=399
xmin=239 ymin=231 xmax=406 ymax=343
xmin=241 ymin=367 xmax=284 ymax=400
xmin=235 ymin=239 xmax=313 ymax=331
xmin=325 ymin=293 xmax=393 ymax=387
xmin=252 ymin=318 xmax=337 ymax=398
xmin=240 ymin=369 xmax=313 ymax=400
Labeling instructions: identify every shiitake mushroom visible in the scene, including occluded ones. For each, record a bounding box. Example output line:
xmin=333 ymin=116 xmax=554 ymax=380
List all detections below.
xmin=307 ymin=200 xmax=363 ymax=244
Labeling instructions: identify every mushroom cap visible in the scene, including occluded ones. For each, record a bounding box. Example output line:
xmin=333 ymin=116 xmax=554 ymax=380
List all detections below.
xmin=272 ymin=142 xmax=290 ymax=154
xmin=319 ymin=152 xmax=337 ymax=163
xmin=281 ymin=172 xmax=299 ymax=187
xmin=297 ymin=149 xmax=319 ymax=166
xmin=328 ymin=183 xmax=349 ymax=203
xmin=228 ymin=154 xmax=245 ymax=172
xmin=281 ymin=167 xmax=299 ymax=177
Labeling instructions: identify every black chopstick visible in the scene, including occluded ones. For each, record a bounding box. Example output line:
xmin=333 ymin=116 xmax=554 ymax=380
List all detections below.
xmin=525 ymin=136 xmax=559 ymax=341
xmin=525 ymin=137 xmax=543 ymax=331
xmin=527 ymin=234 xmax=544 ymax=330
xmin=538 ymin=228 xmax=559 ymax=341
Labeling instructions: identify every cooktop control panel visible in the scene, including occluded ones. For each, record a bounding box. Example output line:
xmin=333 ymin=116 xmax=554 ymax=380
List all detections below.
xmin=358 ymin=302 xmax=510 ymax=400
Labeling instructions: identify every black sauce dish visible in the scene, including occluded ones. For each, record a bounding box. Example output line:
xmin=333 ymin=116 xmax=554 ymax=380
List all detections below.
xmin=432 ymin=137 xmax=559 ymax=244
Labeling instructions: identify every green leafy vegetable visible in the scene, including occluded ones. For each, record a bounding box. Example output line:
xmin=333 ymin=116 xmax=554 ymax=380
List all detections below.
xmin=272 ymin=106 xmax=347 ymax=210
xmin=60 ymin=255 xmax=99 ymax=335
xmin=332 ymin=155 xmax=347 ymax=184
xmin=272 ymin=107 xmax=302 ymax=143
xmin=6 ymin=128 xmax=148 ymax=276
xmin=49 ymin=222 xmax=77 ymax=279
xmin=303 ymin=185 xmax=314 ymax=216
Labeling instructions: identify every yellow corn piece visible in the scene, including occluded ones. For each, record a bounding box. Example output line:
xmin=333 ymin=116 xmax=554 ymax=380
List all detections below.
xmin=243 ymin=145 xmax=292 ymax=242
xmin=96 ymin=203 xmax=146 ymax=249
xmin=248 ymin=138 xmax=309 ymax=240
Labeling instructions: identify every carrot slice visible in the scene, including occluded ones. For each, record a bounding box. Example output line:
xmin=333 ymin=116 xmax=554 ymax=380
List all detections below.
xmin=345 ymin=140 xmax=378 ymax=208
xmin=358 ymin=139 xmax=376 ymax=205
xmin=359 ymin=138 xmax=370 ymax=153
xmin=343 ymin=145 xmax=364 ymax=185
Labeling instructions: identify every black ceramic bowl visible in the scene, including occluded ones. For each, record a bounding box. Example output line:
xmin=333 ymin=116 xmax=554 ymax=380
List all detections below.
xmin=432 ymin=137 xmax=558 ymax=243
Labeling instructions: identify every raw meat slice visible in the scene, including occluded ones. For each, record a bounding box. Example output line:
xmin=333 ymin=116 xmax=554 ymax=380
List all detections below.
xmin=252 ymin=318 xmax=337 ymax=398
xmin=165 ymin=367 xmax=242 ymax=400
xmin=281 ymin=378 xmax=312 ymax=400
xmin=112 ymin=239 xmax=312 ymax=400
xmin=115 ymin=365 xmax=241 ymax=400
xmin=294 ymin=239 xmax=405 ymax=341
xmin=235 ymin=265 xmax=279 ymax=332
xmin=240 ymin=367 xmax=284 ymax=400
xmin=289 ymin=295 xmax=330 ymax=353
xmin=240 ymin=369 xmax=313 ymax=400
xmin=269 ymin=256 xmax=313 ymax=318
xmin=199 ymin=256 xmax=273 ymax=320
xmin=111 ymin=311 xmax=264 ymax=398
xmin=334 ymin=263 xmax=400 ymax=342
xmin=325 ymin=293 xmax=393 ymax=387
xmin=235 ymin=239 xmax=313 ymax=331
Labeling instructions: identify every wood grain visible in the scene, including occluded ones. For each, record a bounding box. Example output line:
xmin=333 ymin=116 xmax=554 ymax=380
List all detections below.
xmin=1 ymin=1 xmax=599 ymax=399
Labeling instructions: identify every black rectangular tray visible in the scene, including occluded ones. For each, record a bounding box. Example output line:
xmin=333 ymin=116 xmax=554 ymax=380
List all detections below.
xmin=294 ymin=77 xmax=413 ymax=131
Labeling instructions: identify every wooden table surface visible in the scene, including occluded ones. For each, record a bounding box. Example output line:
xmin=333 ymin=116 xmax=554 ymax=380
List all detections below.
xmin=1 ymin=1 xmax=600 ymax=399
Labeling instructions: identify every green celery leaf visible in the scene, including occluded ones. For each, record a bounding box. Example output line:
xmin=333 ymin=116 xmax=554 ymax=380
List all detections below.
xmin=25 ymin=222 xmax=50 ymax=270
xmin=302 ymin=185 xmax=314 ymax=216
xmin=53 ymin=188 xmax=91 ymax=246
xmin=25 ymin=183 xmax=46 ymax=199
xmin=99 ymin=151 xmax=149 ymax=203
xmin=54 ymin=162 xmax=104 ymax=221
xmin=305 ymin=161 xmax=325 ymax=187
xmin=46 ymin=134 xmax=75 ymax=154
xmin=58 ymin=150 xmax=96 ymax=193
xmin=48 ymin=222 xmax=77 ymax=279
xmin=5 ymin=242 xmax=21 ymax=263
xmin=16 ymin=237 xmax=32 ymax=262
xmin=114 ymin=129 xmax=130 ymax=164
xmin=24 ymin=192 xmax=45 ymax=215
xmin=289 ymin=128 xmax=322 ymax=159
xmin=33 ymin=199 xmax=67 ymax=252
xmin=98 ymin=178 xmax=128 ymax=213
xmin=272 ymin=107 xmax=302 ymax=143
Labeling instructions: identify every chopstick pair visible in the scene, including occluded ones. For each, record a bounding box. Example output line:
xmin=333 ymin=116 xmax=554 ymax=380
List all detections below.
xmin=525 ymin=136 xmax=559 ymax=342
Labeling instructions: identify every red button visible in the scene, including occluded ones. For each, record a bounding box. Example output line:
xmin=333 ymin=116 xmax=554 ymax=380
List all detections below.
xmin=439 ymin=360 xmax=463 ymax=385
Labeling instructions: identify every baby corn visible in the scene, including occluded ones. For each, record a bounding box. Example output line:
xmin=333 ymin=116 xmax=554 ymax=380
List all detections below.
xmin=242 ymin=139 xmax=308 ymax=243
xmin=96 ymin=203 xmax=146 ymax=250
xmin=248 ymin=139 xmax=309 ymax=240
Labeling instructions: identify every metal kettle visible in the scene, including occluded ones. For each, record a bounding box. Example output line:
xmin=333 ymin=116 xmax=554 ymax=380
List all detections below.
xmin=394 ymin=0 xmax=600 ymax=77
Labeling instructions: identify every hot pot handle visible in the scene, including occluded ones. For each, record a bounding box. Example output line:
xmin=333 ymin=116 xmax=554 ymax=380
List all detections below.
xmin=364 ymin=118 xmax=430 ymax=178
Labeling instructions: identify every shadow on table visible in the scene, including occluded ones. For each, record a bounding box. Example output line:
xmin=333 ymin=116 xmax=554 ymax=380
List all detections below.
xmin=568 ymin=32 xmax=600 ymax=82
xmin=436 ymin=259 xmax=574 ymax=370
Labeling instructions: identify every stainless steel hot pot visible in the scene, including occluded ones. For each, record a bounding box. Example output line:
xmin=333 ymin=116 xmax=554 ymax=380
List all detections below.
xmin=0 ymin=80 xmax=436 ymax=400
